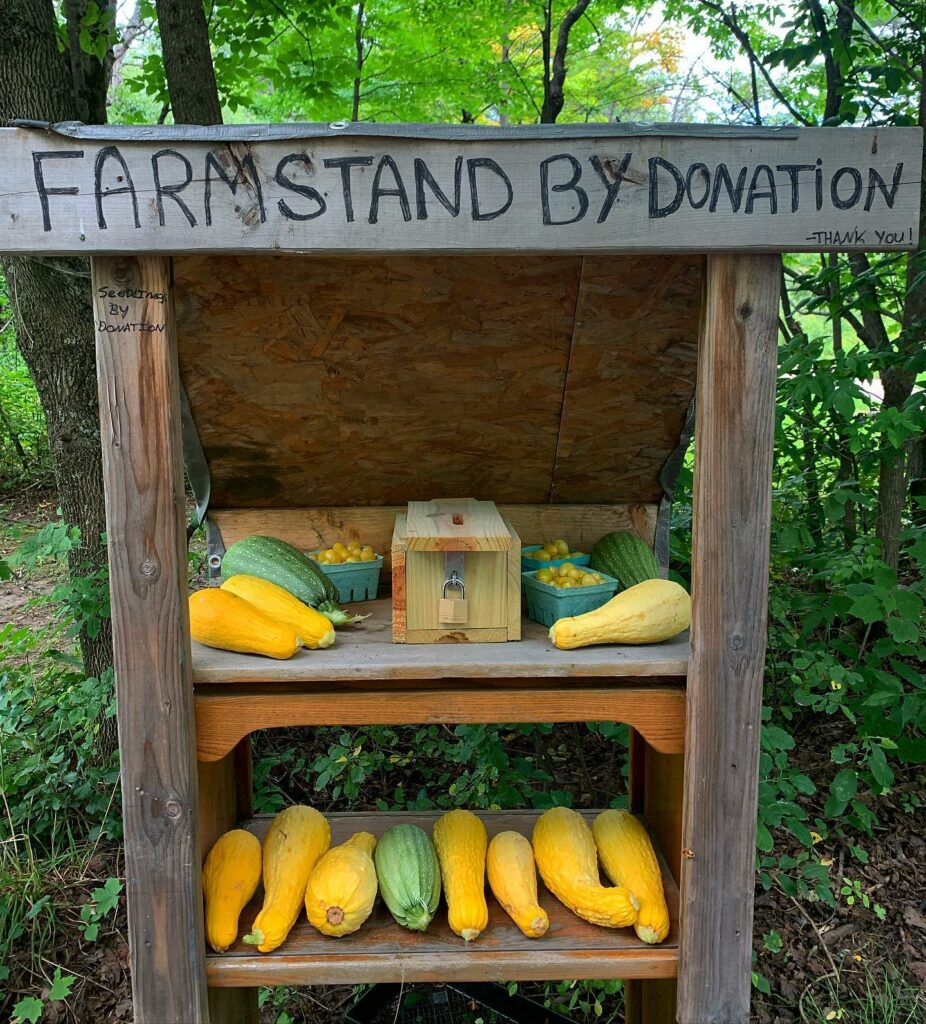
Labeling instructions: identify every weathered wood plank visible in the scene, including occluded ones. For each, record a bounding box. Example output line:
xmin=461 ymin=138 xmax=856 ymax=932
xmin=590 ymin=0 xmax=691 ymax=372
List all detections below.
xmin=190 ymin=598 xmax=691 ymax=683
xmin=92 ymin=255 xmax=208 ymax=1023
xmin=211 ymin=504 xmax=657 ymax=575
xmin=677 ymin=254 xmax=780 ymax=1024
xmin=206 ymin=810 xmax=678 ymax=986
xmin=3 ymin=127 xmax=920 ymax=253
xmin=194 ymin=683 xmax=686 ymax=761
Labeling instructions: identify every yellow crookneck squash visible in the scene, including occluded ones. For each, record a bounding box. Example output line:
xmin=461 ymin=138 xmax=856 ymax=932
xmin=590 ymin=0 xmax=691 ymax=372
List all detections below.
xmin=189 ymin=588 xmax=300 ymax=659
xmin=242 ymin=806 xmax=330 ymax=952
xmin=593 ymin=810 xmax=670 ymax=944
xmin=548 ymin=578 xmax=691 ymax=650
xmin=432 ymin=810 xmax=489 ymax=941
xmin=220 ymin=574 xmax=335 ymax=650
xmin=532 ymin=807 xmax=638 ymax=928
xmin=486 ymin=831 xmax=549 ymax=938
xmin=202 ymin=829 xmax=262 ymax=953
xmin=305 ymin=832 xmax=378 ymax=937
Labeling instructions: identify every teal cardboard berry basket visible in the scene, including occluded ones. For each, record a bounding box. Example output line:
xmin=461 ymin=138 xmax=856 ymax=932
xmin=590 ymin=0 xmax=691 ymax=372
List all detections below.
xmin=522 ymin=569 xmax=619 ymax=627
xmin=308 ymin=553 xmax=384 ymax=603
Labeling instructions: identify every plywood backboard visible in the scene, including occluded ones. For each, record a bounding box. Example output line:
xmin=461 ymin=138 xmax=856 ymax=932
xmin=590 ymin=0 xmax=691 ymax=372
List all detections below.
xmin=174 ymin=252 xmax=702 ymax=509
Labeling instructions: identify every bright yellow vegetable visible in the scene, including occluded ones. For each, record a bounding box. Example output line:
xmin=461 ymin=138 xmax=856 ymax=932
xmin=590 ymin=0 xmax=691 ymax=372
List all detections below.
xmin=548 ymin=579 xmax=691 ymax=649
xmin=305 ymin=832 xmax=378 ymax=937
xmin=593 ymin=810 xmax=670 ymax=944
xmin=486 ymin=831 xmax=549 ymax=938
xmin=532 ymin=807 xmax=638 ymax=929
xmin=202 ymin=829 xmax=261 ymax=953
xmin=220 ymin=574 xmax=335 ymax=650
xmin=189 ymin=588 xmax=300 ymax=659
xmin=243 ymin=806 xmax=330 ymax=952
xmin=433 ymin=810 xmax=488 ymax=941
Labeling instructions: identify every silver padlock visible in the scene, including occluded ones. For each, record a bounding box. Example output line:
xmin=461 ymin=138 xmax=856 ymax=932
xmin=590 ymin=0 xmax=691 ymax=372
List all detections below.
xmin=439 ymin=570 xmax=468 ymax=625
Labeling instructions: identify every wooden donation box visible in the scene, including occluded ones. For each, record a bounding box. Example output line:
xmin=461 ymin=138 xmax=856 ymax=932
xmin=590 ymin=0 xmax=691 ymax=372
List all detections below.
xmin=392 ymin=499 xmax=521 ymax=644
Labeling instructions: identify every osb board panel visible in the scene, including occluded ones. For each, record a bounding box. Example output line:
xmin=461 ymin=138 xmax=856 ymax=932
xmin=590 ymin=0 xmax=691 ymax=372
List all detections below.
xmin=174 ymin=254 xmax=702 ymax=508
xmin=551 ymin=256 xmax=702 ymax=501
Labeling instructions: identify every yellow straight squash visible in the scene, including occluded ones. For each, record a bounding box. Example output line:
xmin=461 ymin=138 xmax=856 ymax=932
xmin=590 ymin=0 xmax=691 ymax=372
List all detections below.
xmin=549 ymin=579 xmax=691 ymax=650
xmin=592 ymin=810 xmax=670 ymax=944
xmin=202 ymin=829 xmax=262 ymax=953
xmin=189 ymin=588 xmax=300 ymax=659
xmin=243 ymin=806 xmax=330 ymax=952
xmin=532 ymin=807 xmax=638 ymax=928
xmin=433 ymin=810 xmax=489 ymax=941
xmin=220 ymin=574 xmax=335 ymax=650
xmin=486 ymin=831 xmax=549 ymax=938
xmin=305 ymin=832 xmax=378 ymax=937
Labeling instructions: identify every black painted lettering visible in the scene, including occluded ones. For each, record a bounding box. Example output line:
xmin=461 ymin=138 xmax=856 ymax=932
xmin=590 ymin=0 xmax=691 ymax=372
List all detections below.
xmin=414 ymin=156 xmax=463 ymax=219
xmin=814 ymin=158 xmax=824 ymax=211
xmin=467 ymin=158 xmax=514 ymax=222
xmin=151 ymin=149 xmax=196 ymax=227
xmin=369 ymin=155 xmax=411 ymax=224
xmin=588 ymin=153 xmax=631 ymax=223
xmin=708 ymin=164 xmax=748 ymax=213
xmin=94 ymin=146 xmax=139 ymax=230
xmin=830 ymin=166 xmax=863 ymax=210
xmin=32 ymin=150 xmax=83 ymax=232
xmin=275 ymin=154 xmax=327 ymax=221
xmin=323 ymin=156 xmax=373 ymax=222
xmin=205 ymin=149 xmax=266 ymax=226
xmin=685 ymin=163 xmax=711 ymax=209
xmin=864 ymin=163 xmax=903 ymax=211
xmin=649 ymin=157 xmax=685 ymax=218
xmin=776 ymin=164 xmax=815 ymax=212
xmin=540 ymin=154 xmax=588 ymax=225
xmin=744 ymin=164 xmax=777 ymax=214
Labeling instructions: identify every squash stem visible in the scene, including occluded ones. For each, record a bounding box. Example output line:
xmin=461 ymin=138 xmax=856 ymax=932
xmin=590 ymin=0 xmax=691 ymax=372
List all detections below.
xmin=241 ymin=928 xmax=265 ymax=946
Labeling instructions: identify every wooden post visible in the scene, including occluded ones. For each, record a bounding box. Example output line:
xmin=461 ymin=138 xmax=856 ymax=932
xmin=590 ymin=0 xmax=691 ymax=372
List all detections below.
xmin=92 ymin=255 xmax=209 ymax=1023
xmin=677 ymin=254 xmax=780 ymax=1023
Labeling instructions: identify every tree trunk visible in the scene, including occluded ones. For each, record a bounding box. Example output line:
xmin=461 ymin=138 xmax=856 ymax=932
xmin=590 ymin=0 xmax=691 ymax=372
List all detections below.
xmin=154 ymin=0 xmax=222 ymax=124
xmin=64 ymin=0 xmax=117 ymax=124
xmin=539 ymin=0 xmax=592 ymax=123
xmin=0 ymin=0 xmax=116 ymax=748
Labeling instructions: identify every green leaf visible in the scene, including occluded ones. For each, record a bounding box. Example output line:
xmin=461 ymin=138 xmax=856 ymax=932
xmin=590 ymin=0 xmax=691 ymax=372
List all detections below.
xmin=824 ymin=768 xmax=857 ymax=817
xmin=867 ymin=744 xmax=894 ymax=789
xmin=756 ymin=822 xmax=774 ymax=852
xmin=48 ymin=969 xmax=76 ymax=1002
xmin=12 ymin=996 xmax=44 ymax=1024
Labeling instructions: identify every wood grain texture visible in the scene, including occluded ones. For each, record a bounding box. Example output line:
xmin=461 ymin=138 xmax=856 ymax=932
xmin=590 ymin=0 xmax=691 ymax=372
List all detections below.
xmin=173 ymin=254 xmax=702 ymax=507
xmin=3 ymin=127 xmax=921 ymax=253
xmin=191 ymin=599 xmax=690 ymax=683
xmin=677 ymin=254 xmax=780 ymax=1024
xmin=405 ymin=498 xmax=512 ymax=550
xmin=194 ymin=683 xmax=685 ymax=762
xmin=213 ymin=503 xmax=657 ymax=577
xmin=206 ymin=810 xmax=678 ymax=986
xmin=505 ymin=519 xmax=522 ymax=641
xmin=92 ymin=255 xmax=208 ymax=1023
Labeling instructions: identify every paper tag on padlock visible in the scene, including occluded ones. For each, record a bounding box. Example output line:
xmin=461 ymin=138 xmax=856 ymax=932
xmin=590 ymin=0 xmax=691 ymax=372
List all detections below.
xmin=439 ymin=597 xmax=469 ymax=624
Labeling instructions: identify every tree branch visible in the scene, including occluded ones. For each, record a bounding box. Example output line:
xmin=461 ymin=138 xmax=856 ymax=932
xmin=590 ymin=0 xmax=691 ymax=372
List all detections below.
xmin=697 ymin=0 xmax=814 ymax=125
xmin=540 ymin=0 xmax=592 ymax=123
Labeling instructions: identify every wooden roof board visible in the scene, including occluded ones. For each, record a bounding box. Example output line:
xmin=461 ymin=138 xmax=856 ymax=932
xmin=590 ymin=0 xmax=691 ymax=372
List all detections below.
xmin=174 ymin=252 xmax=703 ymax=508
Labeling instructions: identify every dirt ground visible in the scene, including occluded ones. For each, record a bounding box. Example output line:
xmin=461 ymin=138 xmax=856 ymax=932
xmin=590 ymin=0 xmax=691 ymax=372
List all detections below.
xmin=2 ymin=494 xmax=924 ymax=1024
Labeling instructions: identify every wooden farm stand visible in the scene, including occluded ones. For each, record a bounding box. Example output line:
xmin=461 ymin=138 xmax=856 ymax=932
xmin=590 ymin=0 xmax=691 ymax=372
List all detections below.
xmin=1 ymin=121 xmax=920 ymax=1024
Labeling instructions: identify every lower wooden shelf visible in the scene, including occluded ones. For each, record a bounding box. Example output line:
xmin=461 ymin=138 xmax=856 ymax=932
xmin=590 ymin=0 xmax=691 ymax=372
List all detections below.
xmin=205 ymin=810 xmax=679 ymax=987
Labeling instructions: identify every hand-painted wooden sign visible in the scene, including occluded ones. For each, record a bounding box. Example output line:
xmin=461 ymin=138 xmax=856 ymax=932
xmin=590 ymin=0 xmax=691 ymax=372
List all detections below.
xmin=0 ymin=125 xmax=920 ymax=253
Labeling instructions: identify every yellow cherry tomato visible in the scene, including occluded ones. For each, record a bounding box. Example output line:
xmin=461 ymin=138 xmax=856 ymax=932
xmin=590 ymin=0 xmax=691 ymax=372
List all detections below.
xmin=553 ymin=539 xmax=569 ymax=556
xmin=359 ymin=548 xmax=376 ymax=562
xmin=580 ymin=575 xmax=599 ymax=586
xmin=532 ymin=549 xmax=552 ymax=562
xmin=347 ymin=539 xmax=362 ymax=551
xmin=535 ymin=568 xmax=555 ymax=583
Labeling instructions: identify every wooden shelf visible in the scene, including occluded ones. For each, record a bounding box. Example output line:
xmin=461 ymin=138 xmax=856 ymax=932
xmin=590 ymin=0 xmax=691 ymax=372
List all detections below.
xmin=206 ymin=811 xmax=679 ymax=988
xmin=191 ymin=599 xmax=690 ymax=684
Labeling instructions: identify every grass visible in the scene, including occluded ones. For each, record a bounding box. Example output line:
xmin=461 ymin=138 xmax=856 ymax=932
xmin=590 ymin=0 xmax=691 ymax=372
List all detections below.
xmin=800 ymin=965 xmax=926 ymax=1024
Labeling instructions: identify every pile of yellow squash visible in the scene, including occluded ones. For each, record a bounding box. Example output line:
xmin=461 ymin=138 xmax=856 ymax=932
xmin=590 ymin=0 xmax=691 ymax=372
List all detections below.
xmin=189 ymin=575 xmax=336 ymax=659
xmin=203 ymin=805 xmax=669 ymax=953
